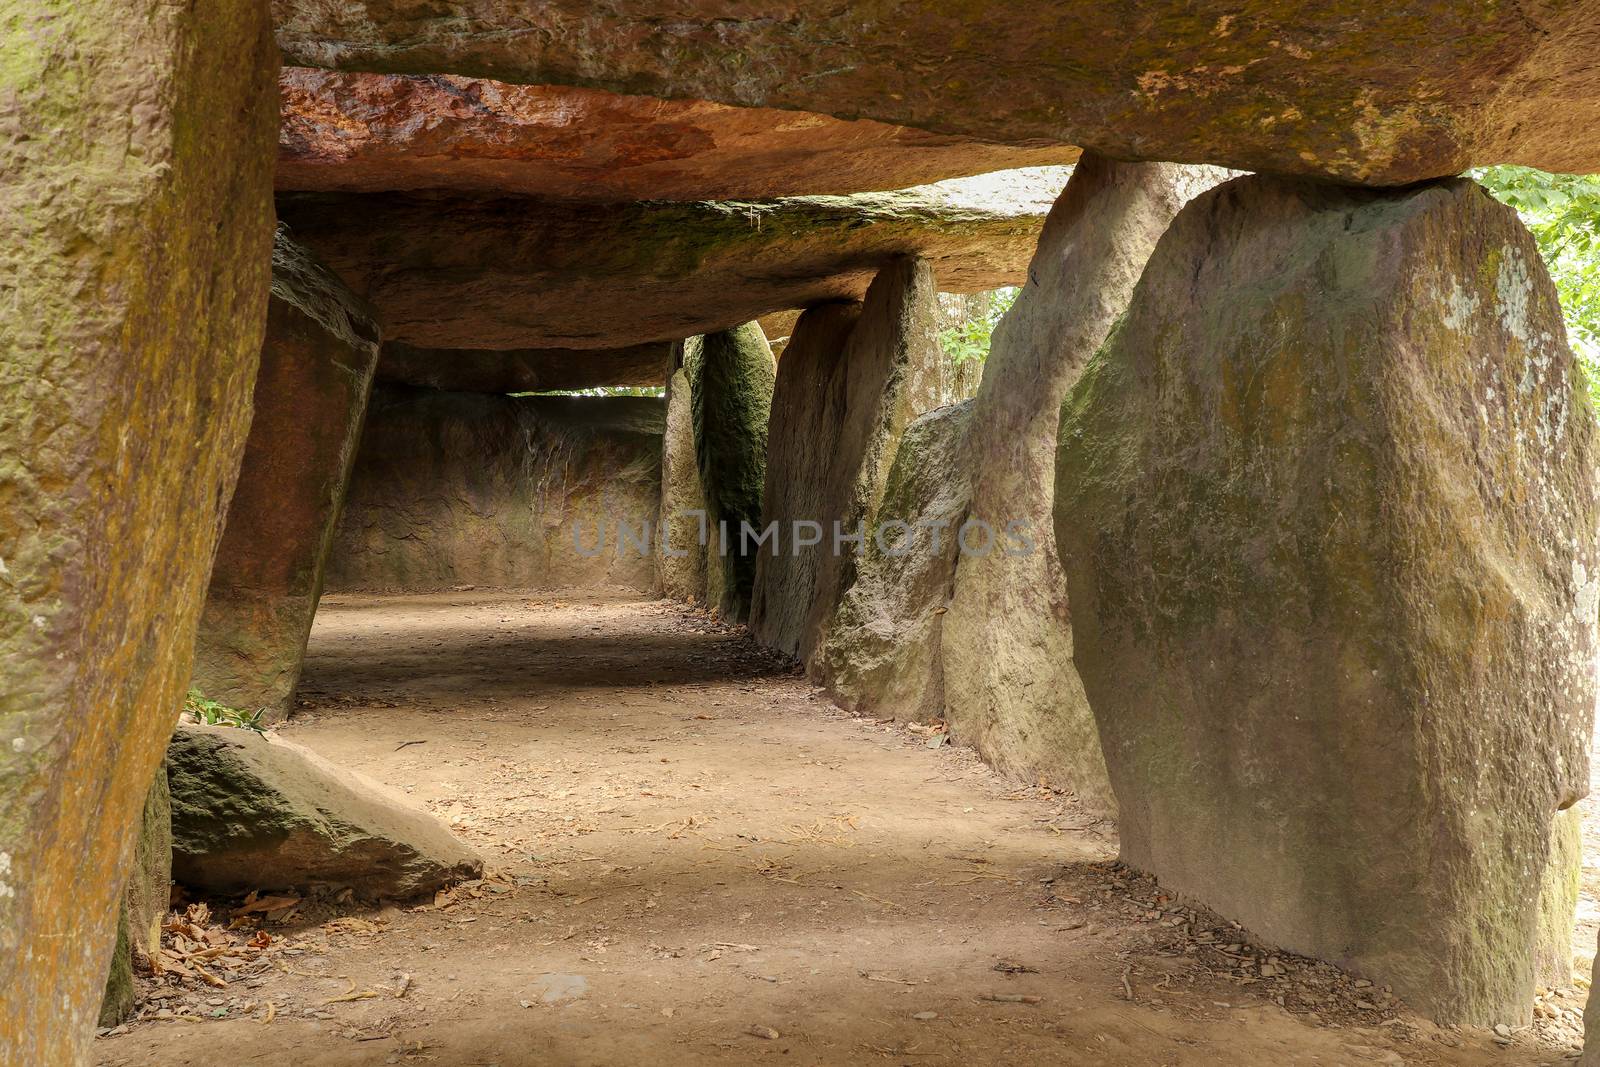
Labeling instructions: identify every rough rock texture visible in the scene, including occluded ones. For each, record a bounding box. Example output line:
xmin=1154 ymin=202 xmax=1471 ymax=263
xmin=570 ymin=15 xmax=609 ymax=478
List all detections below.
xmin=380 ymin=341 xmax=671 ymax=394
xmin=276 ymin=168 xmax=1067 ymax=350
xmin=747 ymin=302 xmax=862 ymax=655
xmin=192 ymin=228 xmax=382 ymax=723
xmin=811 ymin=402 xmax=974 ymax=721
xmin=686 ymin=326 xmax=777 ymax=622
xmin=273 ymin=0 xmax=1600 ymax=185
xmin=168 ymin=723 xmax=483 ymax=899
xmin=279 ymin=68 xmax=1079 ymax=200
xmin=327 ymin=388 xmax=663 ymax=593
xmin=750 ymin=257 xmax=942 ymax=660
xmin=657 ymin=354 xmax=710 ymax=603
xmin=0 ymin=3 xmax=277 ymax=1060
xmin=1586 ymin=942 xmax=1600 ymax=1065
xmin=97 ymin=769 xmax=172 ymax=1027
xmin=1536 ymin=808 xmax=1582 ymax=988
xmin=1054 ymin=175 xmax=1599 ymax=1024
xmin=940 ymin=156 xmax=1228 ymax=815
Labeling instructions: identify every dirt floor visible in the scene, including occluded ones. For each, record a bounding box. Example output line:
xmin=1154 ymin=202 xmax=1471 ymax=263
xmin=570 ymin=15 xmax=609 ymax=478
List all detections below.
xmin=99 ymin=591 xmax=1594 ymax=1066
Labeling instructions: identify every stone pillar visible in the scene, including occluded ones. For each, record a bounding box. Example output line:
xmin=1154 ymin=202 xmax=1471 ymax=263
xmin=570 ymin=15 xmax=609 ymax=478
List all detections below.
xmin=811 ymin=401 xmax=975 ymax=718
xmin=686 ymin=324 xmax=776 ymax=622
xmin=97 ymin=768 xmax=172 ymax=1027
xmin=941 ymin=155 xmax=1226 ymax=814
xmin=658 ymin=344 xmax=710 ymax=602
xmin=1055 ymin=175 xmax=1598 ymax=1024
xmin=748 ymin=301 xmax=861 ymax=654
xmin=0 ymin=2 xmax=277 ymax=1060
xmin=192 ymin=228 xmax=381 ymax=722
xmin=748 ymin=257 xmax=942 ymax=659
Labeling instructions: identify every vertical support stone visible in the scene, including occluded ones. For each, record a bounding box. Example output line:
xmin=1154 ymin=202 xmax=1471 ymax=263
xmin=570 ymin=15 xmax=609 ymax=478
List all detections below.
xmin=1055 ymin=175 xmax=1598 ymax=1023
xmin=941 ymin=155 xmax=1226 ymax=813
xmin=811 ymin=401 xmax=975 ymax=719
xmin=748 ymin=301 xmax=862 ymax=654
xmin=657 ymin=343 xmax=710 ymax=603
xmin=192 ymin=228 xmax=381 ymax=722
xmin=686 ymin=324 xmax=776 ymax=622
xmin=748 ymin=257 xmax=942 ymax=660
xmin=0 ymin=1 xmax=277 ymax=1059
xmin=97 ymin=767 xmax=171 ymax=1027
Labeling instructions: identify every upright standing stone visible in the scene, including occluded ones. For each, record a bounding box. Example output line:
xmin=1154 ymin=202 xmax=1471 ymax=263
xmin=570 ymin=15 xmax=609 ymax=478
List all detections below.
xmin=1055 ymin=175 xmax=1598 ymax=1023
xmin=748 ymin=301 xmax=862 ymax=655
xmin=97 ymin=769 xmax=171 ymax=1027
xmin=192 ymin=228 xmax=381 ymax=722
xmin=811 ymin=401 xmax=974 ymax=719
xmin=941 ymin=155 xmax=1226 ymax=814
xmin=687 ymin=324 xmax=776 ymax=622
xmin=0 ymin=2 xmax=277 ymax=1059
xmin=749 ymin=257 xmax=942 ymax=660
xmin=658 ymin=345 xmax=710 ymax=602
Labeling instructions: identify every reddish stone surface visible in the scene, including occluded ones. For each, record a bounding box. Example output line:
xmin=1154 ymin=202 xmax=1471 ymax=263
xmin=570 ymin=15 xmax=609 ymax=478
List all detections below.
xmin=278 ymin=68 xmax=1079 ymax=201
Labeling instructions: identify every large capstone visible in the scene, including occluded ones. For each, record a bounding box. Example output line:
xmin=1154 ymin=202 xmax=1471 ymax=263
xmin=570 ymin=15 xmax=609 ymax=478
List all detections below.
xmin=168 ymin=723 xmax=483 ymax=900
xmin=751 ymin=256 xmax=943 ymax=660
xmin=940 ymin=155 xmax=1228 ymax=814
xmin=1054 ymin=175 xmax=1598 ymax=1023
xmin=0 ymin=3 xmax=276 ymax=1058
xmin=275 ymin=1 xmax=1600 ymax=184
xmin=276 ymin=168 xmax=1065 ymax=351
xmin=379 ymin=340 xmax=671 ymax=394
xmin=327 ymin=388 xmax=664 ymax=593
xmin=192 ymin=227 xmax=381 ymax=722
xmin=278 ymin=68 xmax=1078 ymax=201
xmin=687 ymin=325 xmax=777 ymax=621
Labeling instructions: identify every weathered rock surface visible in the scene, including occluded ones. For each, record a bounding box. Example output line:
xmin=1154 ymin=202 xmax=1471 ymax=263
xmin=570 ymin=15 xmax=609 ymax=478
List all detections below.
xmin=748 ymin=302 xmax=863 ymax=655
xmin=168 ymin=723 xmax=483 ymax=899
xmin=0 ymin=3 xmax=277 ymax=1059
xmin=98 ymin=769 xmax=172 ymax=1027
xmin=657 ymin=352 xmax=710 ymax=603
xmin=811 ymin=402 xmax=974 ymax=720
xmin=327 ymin=388 xmax=663 ymax=593
xmin=1055 ymin=175 xmax=1598 ymax=1023
xmin=750 ymin=258 xmax=942 ymax=660
xmin=279 ymin=68 xmax=1078 ymax=200
xmin=380 ymin=341 xmax=671 ymax=394
xmin=273 ymin=0 xmax=1600 ymax=185
xmin=193 ymin=227 xmax=381 ymax=722
xmin=687 ymin=326 xmax=777 ymax=621
xmin=941 ymin=155 xmax=1228 ymax=815
xmin=276 ymin=168 xmax=1067 ymax=350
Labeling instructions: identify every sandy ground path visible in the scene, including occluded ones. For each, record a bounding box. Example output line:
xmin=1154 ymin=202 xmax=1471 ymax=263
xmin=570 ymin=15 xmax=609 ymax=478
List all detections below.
xmin=99 ymin=592 xmax=1587 ymax=1066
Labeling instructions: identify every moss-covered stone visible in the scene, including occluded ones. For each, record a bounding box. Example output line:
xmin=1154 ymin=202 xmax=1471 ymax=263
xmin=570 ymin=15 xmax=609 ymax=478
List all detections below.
xmin=657 ymin=355 xmax=710 ymax=603
xmin=168 ymin=723 xmax=482 ymax=899
xmin=276 ymin=1 xmax=1600 ymax=184
xmin=751 ymin=255 xmax=944 ymax=661
xmin=940 ymin=156 xmax=1227 ymax=815
xmin=192 ymin=227 xmax=382 ymax=723
xmin=687 ymin=325 xmax=776 ymax=621
xmin=1055 ymin=175 xmax=1598 ymax=1024
xmin=0 ymin=2 xmax=276 ymax=1058
xmin=275 ymin=169 xmax=1066 ymax=351
xmin=97 ymin=768 xmax=171 ymax=1027
xmin=812 ymin=401 xmax=975 ymax=719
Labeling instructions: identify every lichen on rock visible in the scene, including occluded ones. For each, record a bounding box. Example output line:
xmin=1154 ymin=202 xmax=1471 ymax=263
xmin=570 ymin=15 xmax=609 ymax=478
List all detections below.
xmin=1054 ymin=174 xmax=1598 ymax=1024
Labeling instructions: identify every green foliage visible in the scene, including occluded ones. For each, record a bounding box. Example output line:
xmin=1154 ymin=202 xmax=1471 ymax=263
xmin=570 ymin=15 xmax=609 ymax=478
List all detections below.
xmin=938 ymin=287 xmax=1019 ymax=367
xmin=1473 ymin=166 xmax=1600 ymax=403
xmin=183 ymin=688 xmax=266 ymax=733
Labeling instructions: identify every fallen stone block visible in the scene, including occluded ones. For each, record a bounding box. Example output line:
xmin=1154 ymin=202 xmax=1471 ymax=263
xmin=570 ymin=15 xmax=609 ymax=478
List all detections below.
xmin=168 ymin=723 xmax=483 ymax=901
